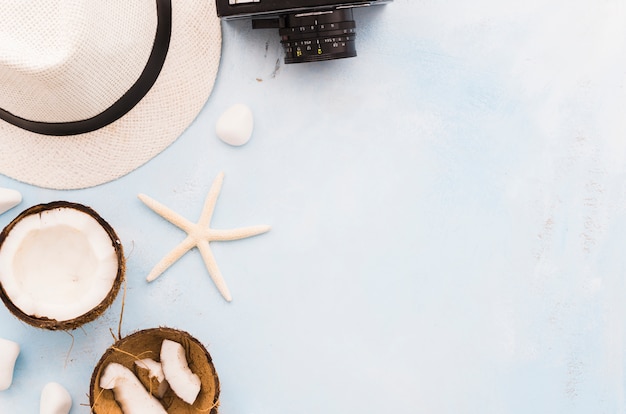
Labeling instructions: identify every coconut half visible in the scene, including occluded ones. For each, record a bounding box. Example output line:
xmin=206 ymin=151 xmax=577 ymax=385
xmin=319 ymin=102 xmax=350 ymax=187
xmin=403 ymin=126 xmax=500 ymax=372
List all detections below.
xmin=0 ymin=202 xmax=124 ymax=330
xmin=90 ymin=328 xmax=220 ymax=414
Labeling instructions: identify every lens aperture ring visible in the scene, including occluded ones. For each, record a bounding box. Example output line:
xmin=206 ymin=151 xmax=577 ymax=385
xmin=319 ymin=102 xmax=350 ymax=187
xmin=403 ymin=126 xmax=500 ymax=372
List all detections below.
xmin=280 ymin=23 xmax=357 ymax=63
xmin=279 ymin=9 xmax=358 ymax=64
xmin=282 ymin=34 xmax=357 ymax=63
xmin=279 ymin=21 xmax=356 ymax=38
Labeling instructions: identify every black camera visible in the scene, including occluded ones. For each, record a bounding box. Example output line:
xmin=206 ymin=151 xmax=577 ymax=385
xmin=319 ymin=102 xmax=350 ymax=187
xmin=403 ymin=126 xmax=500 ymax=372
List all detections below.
xmin=216 ymin=0 xmax=391 ymax=64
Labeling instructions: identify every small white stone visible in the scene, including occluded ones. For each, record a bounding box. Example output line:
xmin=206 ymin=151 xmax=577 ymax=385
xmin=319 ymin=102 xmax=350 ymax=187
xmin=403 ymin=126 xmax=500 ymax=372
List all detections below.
xmin=40 ymin=382 xmax=72 ymax=414
xmin=216 ymin=103 xmax=254 ymax=146
xmin=0 ymin=188 xmax=21 ymax=215
xmin=0 ymin=338 xmax=20 ymax=391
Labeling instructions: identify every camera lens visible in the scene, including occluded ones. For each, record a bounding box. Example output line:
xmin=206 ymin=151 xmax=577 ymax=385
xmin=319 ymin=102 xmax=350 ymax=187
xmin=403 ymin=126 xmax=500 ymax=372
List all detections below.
xmin=279 ymin=9 xmax=357 ymax=64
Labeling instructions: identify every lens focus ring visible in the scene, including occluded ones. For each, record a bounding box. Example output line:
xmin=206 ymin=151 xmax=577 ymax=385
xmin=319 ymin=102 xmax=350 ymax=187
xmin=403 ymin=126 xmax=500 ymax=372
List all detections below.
xmin=279 ymin=10 xmax=358 ymax=64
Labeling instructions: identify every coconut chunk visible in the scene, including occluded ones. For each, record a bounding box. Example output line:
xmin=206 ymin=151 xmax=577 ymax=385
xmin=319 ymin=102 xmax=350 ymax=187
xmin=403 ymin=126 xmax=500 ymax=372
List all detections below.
xmin=0 ymin=202 xmax=124 ymax=330
xmin=134 ymin=358 xmax=168 ymax=398
xmin=100 ymin=363 xmax=167 ymax=414
xmin=160 ymin=339 xmax=201 ymax=404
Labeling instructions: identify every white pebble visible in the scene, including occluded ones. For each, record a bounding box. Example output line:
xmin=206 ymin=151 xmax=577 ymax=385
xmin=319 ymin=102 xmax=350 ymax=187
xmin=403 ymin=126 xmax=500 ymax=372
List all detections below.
xmin=40 ymin=382 xmax=72 ymax=414
xmin=0 ymin=338 xmax=20 ymax=391
xmin=0 ymin=188 xmax=21 ymax=215
xmin=216 ymin=103 xmax=254 ymax=146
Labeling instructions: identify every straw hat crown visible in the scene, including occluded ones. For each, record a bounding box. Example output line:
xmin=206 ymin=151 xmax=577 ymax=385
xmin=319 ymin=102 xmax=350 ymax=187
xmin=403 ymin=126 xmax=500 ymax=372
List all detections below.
xmin=1 ymin=1 xmax=158 ymax=124
xmin=0 ymin=0 xmax=222 ymax=189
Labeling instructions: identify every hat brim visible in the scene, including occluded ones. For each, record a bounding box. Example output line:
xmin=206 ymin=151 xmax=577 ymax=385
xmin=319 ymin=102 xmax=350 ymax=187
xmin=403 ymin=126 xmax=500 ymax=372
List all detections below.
xmin=0 ymin=0 xmax=222 ymax=190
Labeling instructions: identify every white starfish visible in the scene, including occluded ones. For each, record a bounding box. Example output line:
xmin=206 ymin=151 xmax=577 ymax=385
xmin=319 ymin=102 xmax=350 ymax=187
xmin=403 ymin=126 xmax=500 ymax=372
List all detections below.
xmin=138 ymin=172 xmax=270 ymax=302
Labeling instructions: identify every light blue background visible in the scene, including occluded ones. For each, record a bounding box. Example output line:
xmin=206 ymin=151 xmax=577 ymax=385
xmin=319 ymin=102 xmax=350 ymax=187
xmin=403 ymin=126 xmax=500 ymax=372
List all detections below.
xmin=2 ymin=0 xmax=626 ymax=412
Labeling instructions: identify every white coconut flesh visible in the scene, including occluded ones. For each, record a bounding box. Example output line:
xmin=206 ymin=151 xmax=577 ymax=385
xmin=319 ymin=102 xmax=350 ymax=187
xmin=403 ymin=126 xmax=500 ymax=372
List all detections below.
xmin=160 ymin=339 xmax=201 ymax=405
xmin=0 ymin=207 xmax=118 ymax=321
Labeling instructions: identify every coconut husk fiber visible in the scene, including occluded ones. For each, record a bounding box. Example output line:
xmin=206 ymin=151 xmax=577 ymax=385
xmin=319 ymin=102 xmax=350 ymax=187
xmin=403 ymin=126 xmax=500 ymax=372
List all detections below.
xmin=90 ymin=327 xmax=220 ymax=414
xmin=0 ymin=201 xmax=125 ymax=331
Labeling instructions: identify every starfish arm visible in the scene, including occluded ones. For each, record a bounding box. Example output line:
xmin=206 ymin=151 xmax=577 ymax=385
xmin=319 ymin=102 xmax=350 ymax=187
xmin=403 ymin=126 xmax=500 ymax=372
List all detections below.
xmin=138 ymin=193 xmax=195 ymax=232
xmin=146 ymin=237 xmax=196 ymax=282
xmin=198 ymin=172 xmax=225 ymax=228
xmin=209 ymin=225 xmax=271 ymax=241
xmin=197 ymin=240 xmax=233 ymax=302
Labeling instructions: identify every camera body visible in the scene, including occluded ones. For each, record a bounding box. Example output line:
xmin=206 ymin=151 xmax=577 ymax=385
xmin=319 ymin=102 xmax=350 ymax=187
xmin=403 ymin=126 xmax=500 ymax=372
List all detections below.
xmin=215 ymin=0 xmax=391 ymax=64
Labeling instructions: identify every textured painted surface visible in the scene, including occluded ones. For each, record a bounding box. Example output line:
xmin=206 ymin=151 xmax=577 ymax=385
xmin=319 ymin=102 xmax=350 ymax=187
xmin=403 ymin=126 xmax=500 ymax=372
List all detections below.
xmin=1 ymin=1 xmax=626 ymax=412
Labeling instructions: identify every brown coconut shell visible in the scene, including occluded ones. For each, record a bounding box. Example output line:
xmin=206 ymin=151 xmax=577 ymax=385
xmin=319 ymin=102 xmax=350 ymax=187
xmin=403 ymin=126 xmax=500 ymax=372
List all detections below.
xmin=90 ymin=327 xmax=220 ymax=414
xmin=0 ymin=201 xmax=125 ymax=331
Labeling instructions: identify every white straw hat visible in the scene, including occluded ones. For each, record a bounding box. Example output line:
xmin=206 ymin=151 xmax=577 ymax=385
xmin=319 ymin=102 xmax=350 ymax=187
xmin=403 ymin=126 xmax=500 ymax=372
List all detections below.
xmin=0 ymin=0 xmax=222 ymax=190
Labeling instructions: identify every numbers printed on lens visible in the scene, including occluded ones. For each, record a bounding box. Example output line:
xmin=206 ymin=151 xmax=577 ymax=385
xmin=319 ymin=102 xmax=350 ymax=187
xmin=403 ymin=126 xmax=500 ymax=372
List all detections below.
xmin=215 ymin=1 xmax=392 ymax=64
